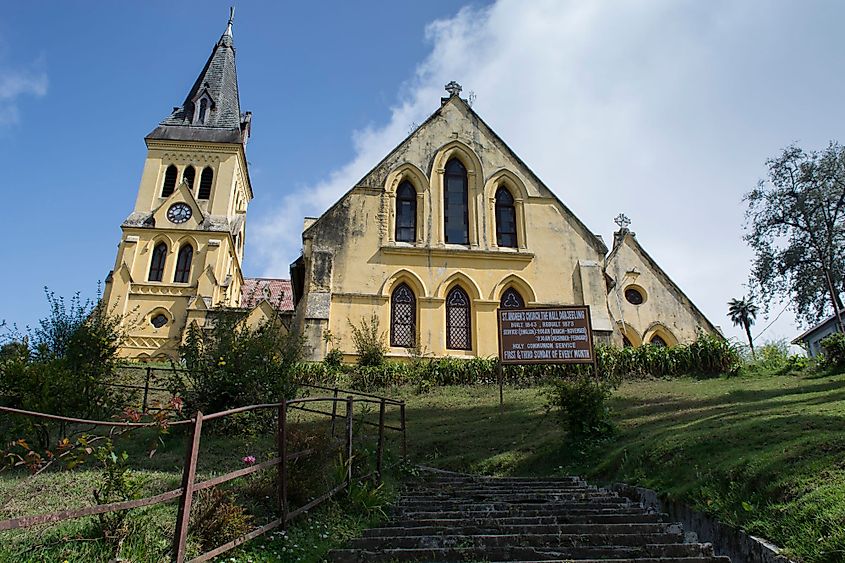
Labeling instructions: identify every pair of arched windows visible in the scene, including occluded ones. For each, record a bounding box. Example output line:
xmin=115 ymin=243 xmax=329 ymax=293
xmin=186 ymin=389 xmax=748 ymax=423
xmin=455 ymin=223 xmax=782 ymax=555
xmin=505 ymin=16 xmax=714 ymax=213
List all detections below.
xmin=161 ymin=165 xmax=214 ymax=200
xmin=388 ymin=283 xmax=525 ymax=350
xmin=394 ymin=159 xmax=519 ymax=248
xmin=148 ymin=242 xmax=193 ymax=283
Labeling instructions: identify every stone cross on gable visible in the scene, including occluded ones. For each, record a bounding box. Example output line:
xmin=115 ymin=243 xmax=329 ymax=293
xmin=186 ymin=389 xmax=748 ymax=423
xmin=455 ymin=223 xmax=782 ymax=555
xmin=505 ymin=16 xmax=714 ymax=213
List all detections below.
xmin=614 ymin=213 xmax=631 ymax=230
xmin=445 ymin=81 xmax=462 ymax=97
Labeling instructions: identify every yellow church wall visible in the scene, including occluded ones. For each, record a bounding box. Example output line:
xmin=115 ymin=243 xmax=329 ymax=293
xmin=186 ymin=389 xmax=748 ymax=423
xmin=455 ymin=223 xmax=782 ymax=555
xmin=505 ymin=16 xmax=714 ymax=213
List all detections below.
xmin=606 ymin=232 xmax=719 ymax=346
xmin=298 ymin=97 xmax=613 ymax=361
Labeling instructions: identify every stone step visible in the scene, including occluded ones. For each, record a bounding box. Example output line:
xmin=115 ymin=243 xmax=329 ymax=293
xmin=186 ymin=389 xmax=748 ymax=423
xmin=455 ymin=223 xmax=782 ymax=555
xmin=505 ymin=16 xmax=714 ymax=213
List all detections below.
xmin=363 ymin=522 xmax=683 ymax=537
xmin=394 ymin=507 xmax=653 ymax=519
xmin=330 ymin=542 xmax=717 ymax=562
xmin=386 ymin=512 xmax=671 ymax=527
xmin=346 ymin=532 xmax=685 ymax=550
xmin=398 ymin=493 xmax=626 ymax=503
xmin=395 ymin=501 xmax=636 ymax=513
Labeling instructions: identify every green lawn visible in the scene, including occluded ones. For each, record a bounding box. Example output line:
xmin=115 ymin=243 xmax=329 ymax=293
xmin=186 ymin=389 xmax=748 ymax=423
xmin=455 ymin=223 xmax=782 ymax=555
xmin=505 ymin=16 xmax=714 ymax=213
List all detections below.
xmin=394 ymin=372 xmax=845 ymax=562
xmin=2 ymin=371 xmax=843 ymax=562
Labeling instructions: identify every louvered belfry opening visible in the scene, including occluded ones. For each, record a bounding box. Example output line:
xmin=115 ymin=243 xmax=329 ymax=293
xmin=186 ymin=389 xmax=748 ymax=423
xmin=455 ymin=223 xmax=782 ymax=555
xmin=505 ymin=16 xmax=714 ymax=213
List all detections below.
xmin=173 ymin=245 xmax=193 ymax=283
xmin=161 ymin=165 xmax=178 ymax=197
xmin=390 ymin=283 xmax=416 ymax=348
xmin=183 ymin=166 xmax=196 ymax=190
xmin=198 ymin=167 xmax=214 ymax=199
xmin=446 ymin=286 xmax=471 ymax=350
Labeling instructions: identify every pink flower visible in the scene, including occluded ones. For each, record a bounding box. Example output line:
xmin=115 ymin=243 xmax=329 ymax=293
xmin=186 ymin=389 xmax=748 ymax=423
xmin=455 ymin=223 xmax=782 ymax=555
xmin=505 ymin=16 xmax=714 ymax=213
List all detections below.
xmin=242 ymin=455 xmax=256 ymax=465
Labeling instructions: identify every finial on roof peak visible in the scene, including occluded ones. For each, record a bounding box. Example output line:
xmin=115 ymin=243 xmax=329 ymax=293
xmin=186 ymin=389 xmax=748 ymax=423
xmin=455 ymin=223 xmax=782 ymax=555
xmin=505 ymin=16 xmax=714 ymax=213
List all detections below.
xmin=614 ymin=213 xmax=631 ymax=230
xmin=445 ymin=81 xmax=462 ymax=97
xmin=225 ymin=6 xmax=235 ymax=37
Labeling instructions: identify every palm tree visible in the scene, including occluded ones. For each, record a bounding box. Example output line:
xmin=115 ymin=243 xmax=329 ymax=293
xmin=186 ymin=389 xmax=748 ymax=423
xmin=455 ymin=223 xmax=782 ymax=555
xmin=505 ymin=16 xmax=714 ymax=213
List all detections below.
xmin=728 ymin=297 xmax=759 ymax=359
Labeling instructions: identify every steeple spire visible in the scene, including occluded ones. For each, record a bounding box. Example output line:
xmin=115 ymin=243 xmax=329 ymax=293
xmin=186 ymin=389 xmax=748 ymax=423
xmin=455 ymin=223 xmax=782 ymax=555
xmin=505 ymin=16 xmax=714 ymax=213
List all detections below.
xmin=147 ymin=8 xmax=250 ymax=144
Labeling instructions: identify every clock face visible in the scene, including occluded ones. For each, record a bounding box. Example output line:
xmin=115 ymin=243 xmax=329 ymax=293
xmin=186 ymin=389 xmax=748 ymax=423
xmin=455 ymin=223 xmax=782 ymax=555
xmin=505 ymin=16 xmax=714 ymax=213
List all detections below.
xmin=167 ymin=203 xmax=192 ymax=224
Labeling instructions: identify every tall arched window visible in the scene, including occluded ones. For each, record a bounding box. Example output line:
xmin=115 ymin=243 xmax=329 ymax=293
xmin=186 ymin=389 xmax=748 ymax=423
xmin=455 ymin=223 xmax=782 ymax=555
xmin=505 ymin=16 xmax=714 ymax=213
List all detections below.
xmin=650 ymin=335 xmax=667 ymax=347
xmin=395 ymin=181 xmax=417 ymax=243
xmin=495 ymin=186 xmax=517 ymax=248
xmin=183 ymin=166 xmax=196 ymax=190
xmin=148 ymin=242 xmax=167 ymax=282
xmin=444 ymin=158 xmax=468 ymax=244
xmin=446 ymin=286 xmax=471 ymax=350
xmin=173 ymin=244 xmax=193 ymax=283
xmin=500 ymin=287 xmax=525 ymax=309
xmin=161 ymin=165 xmax=178 ymax=197
xmin=390 ymin=283 xmax=416 ymax=348
xmin=198 ymin=167 xmax=214 ymax=199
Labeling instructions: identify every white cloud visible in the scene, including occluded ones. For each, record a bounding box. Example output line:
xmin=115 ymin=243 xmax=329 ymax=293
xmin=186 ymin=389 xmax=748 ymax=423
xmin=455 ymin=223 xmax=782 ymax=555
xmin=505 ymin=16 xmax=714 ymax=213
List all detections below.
xmin=0 ymin=66 xmax=47 ymax=126
xmin=252 ymin=0 xmax=836 ymax=344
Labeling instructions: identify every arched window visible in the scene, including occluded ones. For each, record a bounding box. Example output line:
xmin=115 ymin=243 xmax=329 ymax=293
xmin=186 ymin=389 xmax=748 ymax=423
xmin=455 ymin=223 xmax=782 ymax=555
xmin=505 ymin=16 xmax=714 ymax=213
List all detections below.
xmin=395 ymin=181 xmax=417 ymax=243
xmin=173 ymin=244 xmax=193 ymax=283
xmin=495 ymin=186 xmax=517 ymax=248
xmin=623 ymin=336 xmax=633 ymax=348
xmin=650 ymin=335 xmax=667 ymax=347
xmin=198 ymin=98 xmax=208 ymax=123
xmin=390 ymin=283 xmax=416 ymax=348
xmin=183 ymin=166 xmax=196 ymax=190
xmin=198 ymin=167 xmax=214 ymax=199
xmin=161 ymin=165 xmax=178 ymax=197
xmin=148 ymin=242 xmax=167 ymax=282
xmin=500 ymin=287 xmax=525 ymax=309
xmin=446 ymin=286 xmax=471 ymax=350
xmin=444 ymin=159 xmax=468 ymax=244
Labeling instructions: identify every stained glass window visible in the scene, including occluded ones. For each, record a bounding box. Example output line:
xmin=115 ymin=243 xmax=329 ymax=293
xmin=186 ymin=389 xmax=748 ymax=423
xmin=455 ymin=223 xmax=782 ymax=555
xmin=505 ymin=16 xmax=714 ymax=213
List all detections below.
xmin=500 ymin=287 xmax=525 ymax=309
xmin=495 ymin=186 xmax=517 ymax=248
xmin=395 ymin=181 xmax=416 ymax=242
xmin=390 ymin=283 xmax=416 ymax=348
xmin=446 ymin=286 xmax=471 ymax=350
xmin=148 ymin=243 xmax=167 ymax=282
xmin=444 ymin=159 xmax=468 ymax=244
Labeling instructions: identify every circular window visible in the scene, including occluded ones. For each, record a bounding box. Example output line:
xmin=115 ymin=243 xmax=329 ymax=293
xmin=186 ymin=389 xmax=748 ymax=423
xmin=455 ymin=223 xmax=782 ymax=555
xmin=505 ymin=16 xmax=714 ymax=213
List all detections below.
xmin=624 ymin=286 xmax=645 ymax=305
xmin=151 ymin=313 xmax=168 ymax=328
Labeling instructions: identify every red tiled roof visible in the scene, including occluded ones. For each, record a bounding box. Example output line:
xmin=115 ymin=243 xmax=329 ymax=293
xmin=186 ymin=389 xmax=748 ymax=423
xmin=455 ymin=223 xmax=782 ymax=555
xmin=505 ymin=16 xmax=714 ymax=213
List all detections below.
xmin=241 ymin=278 xmax=294 ymax=312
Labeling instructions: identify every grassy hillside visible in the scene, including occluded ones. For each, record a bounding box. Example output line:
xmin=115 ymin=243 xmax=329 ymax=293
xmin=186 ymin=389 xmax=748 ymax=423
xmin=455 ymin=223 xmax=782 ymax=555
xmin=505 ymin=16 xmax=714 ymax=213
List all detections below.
xmin=395 ymin=371 xmax=845 ymax=562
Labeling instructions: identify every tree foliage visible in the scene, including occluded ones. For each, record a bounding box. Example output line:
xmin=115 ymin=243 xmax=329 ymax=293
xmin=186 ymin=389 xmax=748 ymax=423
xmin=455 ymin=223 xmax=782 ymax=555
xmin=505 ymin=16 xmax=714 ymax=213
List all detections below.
xmin=744 ymin=143 xmax=845 ymax=326
xmin=728 ymin=297 xmax=759 ymax=358
xmin=171 ymin=310 xmax=302 ymax=420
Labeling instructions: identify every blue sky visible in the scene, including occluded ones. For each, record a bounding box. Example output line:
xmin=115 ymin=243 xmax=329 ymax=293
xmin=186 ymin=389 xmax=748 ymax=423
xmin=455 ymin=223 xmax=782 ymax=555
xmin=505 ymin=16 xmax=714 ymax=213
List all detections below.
xmin=3 ymin=1 xmax=845 ymax=346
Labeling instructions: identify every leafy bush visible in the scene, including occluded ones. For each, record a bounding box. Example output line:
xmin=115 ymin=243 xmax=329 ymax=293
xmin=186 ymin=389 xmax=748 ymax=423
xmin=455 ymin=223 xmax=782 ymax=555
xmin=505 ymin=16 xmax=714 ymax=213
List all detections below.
xmin=546 ymin=375 xmax=615 ymax=439
xmin=349 ymin=314 xmax=387 ymax=367
xmin=0 ymin=290 xmax=125 ymax=445
xmin=171 ymin=310 xmax=302 ymax=424
xmin=820 ymin=332 xmax=845 ymax=368
xmin=189 ymin=488 xmax=253 ymax=552
xmin=324 ymin=348 xmax=344 ymax=371
xmin=91 ymin=439 xmax=145 ymax=546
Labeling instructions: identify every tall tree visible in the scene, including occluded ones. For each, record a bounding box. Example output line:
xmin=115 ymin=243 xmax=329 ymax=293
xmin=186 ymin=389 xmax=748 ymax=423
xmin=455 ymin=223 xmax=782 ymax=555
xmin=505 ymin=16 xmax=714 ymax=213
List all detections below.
xmin=728 ymin=297 xmax=759 ymax=359
xmin=744 ymin=142 xmax=845 ymax=329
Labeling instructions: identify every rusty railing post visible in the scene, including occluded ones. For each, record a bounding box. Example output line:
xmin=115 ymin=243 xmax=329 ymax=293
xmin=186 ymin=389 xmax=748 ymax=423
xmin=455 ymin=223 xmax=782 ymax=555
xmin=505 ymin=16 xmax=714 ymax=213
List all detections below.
xmin=345 ymin=396 xmax=353 ymax=492
xmin=142 ymin=366 xmax=152 ymax=413
xmin=172 ymin=411 xmax=203 ymax=563
xmin=330 ymin=387 xmax=339 ymax=437
xmin=376 ymin=399 xmax=386 ymax=485
xmin=278 ymin=399 xmax=288 ymax=528
xmin=399 ymin=400 xmax=407 ymax=460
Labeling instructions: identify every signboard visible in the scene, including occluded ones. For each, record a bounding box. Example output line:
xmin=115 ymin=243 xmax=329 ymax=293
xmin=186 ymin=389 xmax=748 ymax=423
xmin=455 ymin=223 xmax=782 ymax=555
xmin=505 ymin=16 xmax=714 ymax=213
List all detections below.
xmin=497 ymin=306 xmax=595 ymax=365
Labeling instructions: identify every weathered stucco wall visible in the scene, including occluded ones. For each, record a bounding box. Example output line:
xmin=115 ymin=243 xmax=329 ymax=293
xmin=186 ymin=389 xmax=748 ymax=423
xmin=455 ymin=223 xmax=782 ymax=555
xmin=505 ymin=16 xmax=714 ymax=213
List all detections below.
xmin=297 ymin=96 xmax=614 ymax=360
xmin=606 ymin=231 xmax=719 ymax=346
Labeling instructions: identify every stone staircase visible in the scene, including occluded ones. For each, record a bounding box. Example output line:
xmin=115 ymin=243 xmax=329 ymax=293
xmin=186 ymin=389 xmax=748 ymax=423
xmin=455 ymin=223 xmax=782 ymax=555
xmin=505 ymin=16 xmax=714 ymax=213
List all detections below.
xmin=330 ymin=471 xmax=731 ymax=562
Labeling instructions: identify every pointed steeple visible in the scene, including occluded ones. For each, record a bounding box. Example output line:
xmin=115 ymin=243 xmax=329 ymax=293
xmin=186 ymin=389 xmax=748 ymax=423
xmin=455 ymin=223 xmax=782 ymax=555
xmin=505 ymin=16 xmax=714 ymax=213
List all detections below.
xmin=147 ymin=8 xmax=251 ymax=144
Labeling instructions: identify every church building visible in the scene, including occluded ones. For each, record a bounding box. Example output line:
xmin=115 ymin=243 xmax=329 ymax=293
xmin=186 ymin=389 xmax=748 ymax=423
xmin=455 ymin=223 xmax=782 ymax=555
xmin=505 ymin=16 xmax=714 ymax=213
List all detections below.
xmin=103 ymin=15 xmax=718 ymax=361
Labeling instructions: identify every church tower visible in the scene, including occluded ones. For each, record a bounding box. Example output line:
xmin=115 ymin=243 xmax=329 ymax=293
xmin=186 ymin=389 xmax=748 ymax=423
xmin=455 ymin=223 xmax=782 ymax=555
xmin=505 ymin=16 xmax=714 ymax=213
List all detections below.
xmin=103 ymin=10 xmax=253 ymax=360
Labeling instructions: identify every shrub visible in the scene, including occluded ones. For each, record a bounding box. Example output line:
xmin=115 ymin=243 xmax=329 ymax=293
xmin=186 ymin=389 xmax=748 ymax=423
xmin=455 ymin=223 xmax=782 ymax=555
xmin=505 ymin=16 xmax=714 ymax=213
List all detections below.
xmin=171 ymin=309 xmax=302 ymax=424
xmin=91 ymin=439 xmax=145 ymax=546
xmin=0 ymin=290 xmax=125 ymax=446
xmin=324 ymin=348 xmax=344 ymax=371
xmin=546 ymin=375 xmax=615 ymax=439
xmin=189 ymin=488 xmax=253 ymax=552
xmin=820 ymin=332 xmax=845 ymax=368
xmin=349 ymin=314 xmax=387 ymax=367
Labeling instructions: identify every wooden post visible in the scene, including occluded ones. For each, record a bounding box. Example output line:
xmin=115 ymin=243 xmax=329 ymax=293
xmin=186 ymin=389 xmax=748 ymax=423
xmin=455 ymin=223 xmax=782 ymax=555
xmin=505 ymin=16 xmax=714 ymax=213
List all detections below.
xmin=172 ymin=411 xmax=203 ymax=563
xmin=278 ymin=399 xmax=288 ymax=528
xmin=376 ymin=399 xmax=385 ymax=485
xmin=330 ymin=387 xmax=339 ymax=437
xmin=142 ymin=366 xmax=152 ymax=413
xmin=399 ymin=401 xmax=407 ymax=460
xmin=345 ymin=396 xmax=353 ymax=492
